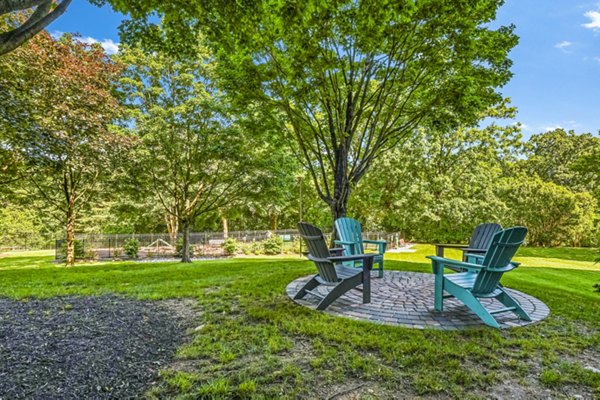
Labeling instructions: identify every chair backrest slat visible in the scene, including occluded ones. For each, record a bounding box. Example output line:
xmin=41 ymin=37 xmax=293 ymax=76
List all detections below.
xmin=472 ymin=227 xmax=527 ymax=295
xmin=335 ymin=217 xmax=364 ymax=255
xmin=468 ymin=223 xmax=502 ymax=251
xmin=298 ymin=222 xmax=338 ymax=283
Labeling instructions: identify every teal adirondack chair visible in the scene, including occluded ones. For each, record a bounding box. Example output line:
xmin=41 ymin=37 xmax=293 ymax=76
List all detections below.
xmin=334 ymin=217 xmax=386 ymax=278
xmin=427 ymin=227 xmax=531 ymax=328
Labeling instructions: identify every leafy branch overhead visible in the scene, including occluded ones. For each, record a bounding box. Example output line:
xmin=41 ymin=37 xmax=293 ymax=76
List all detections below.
xmin=0 ymin=0 xmax=72 ymax=55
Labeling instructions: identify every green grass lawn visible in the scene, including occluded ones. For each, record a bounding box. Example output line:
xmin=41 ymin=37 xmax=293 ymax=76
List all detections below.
xmin=0 ymin=245 xmax=598 ymax=399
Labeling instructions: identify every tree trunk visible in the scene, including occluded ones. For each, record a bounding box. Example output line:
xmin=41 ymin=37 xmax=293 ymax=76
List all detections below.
xmin=180 ymin=219 xmax=192 ymax=263
xmin=65 ymin=199 xmax=76 ymax=266
xmin=166 ymin=211 xmax=179 ymax=244
xmin=221 ymin=211 xmax=229 ymax=239
xmin=328 ymin=161 xmax=351 ymax=245
xmin=270 ymin=211 xmax=278 ymax=231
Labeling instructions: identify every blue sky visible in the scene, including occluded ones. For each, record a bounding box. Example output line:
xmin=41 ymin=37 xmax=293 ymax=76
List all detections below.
xmin=48 ymin=0 xmax=600 ymax=137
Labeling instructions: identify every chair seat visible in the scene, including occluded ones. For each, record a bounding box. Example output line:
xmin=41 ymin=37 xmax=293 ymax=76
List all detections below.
xmin=446 ymin=272 xmax=502 ymax=298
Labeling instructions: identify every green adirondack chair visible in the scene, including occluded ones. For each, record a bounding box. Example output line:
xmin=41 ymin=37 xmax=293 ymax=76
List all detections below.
xmin=427 ymin=227 xmax=531 ymax=328
xmin=295 ymin=222 xmax=375 ymax=310
xmin=434 ymin=223 xmax=502 ymax=272
xmin=334 ymin=217 xmax=386 ymax=278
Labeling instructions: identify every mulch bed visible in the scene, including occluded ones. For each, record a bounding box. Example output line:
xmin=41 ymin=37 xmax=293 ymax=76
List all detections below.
xmin=0 ymin=295 xmax=197 ymax=399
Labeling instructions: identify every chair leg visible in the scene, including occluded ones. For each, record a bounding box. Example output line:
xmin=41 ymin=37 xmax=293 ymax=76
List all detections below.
xmin=449 ymin=286 xmax=501 ymax=328
xmin=377 ymin=259 xmax=384 ymax=278
xmin=496 ymin=290 xmax=532 ymax=321
xmin=294 ymin=275 xmax=320 ymax=300
xmin=316 ymin=277 xmax=361 ymax=310
xmin=433 ymin=261 xmax=444 ymax=311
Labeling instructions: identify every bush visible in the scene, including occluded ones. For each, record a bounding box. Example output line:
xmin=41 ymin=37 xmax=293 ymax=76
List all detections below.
xmin=252 ymin=241 xmax=262 ymax=255
xmin=222 ymin=238 xmax=237 ymax=255
xmin=123 ymin=238 xmax=139 ymax=259
xmin=112 ymin=248 xmax=123 ymax=259
xmin=84 ymin=249 xmax=98 ymax=260
xmin=263 ymin=236 xmax=283 ymax=255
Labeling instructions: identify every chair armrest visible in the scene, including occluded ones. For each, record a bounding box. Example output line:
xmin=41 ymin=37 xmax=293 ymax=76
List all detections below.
xmin=334 ymin=240 xmax=355 ymax=245
xmin=328 ymin=253 xmax=376 ymax=263
xmin=434 ymin=243 xmax=468 ymax=249
xmin=426 ymin=256 xmax=484 ymax=272
xmin=363 ymin=239 xmax=387 ymax=254
xmin=363 ymin=239 xmax=386 ymax=245
xmin=434 ymin=243 xmax=468 ymax=258
xmin=329 ymin=253 xmax=375 ymax=271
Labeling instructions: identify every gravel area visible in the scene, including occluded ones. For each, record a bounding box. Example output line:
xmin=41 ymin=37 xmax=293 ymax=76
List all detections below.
xmin=0 ymin=295 xmax=197 ymax=399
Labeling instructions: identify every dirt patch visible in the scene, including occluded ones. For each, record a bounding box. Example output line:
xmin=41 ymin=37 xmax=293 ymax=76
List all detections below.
xmin=0 ymin=295 xmax=198 ymax=399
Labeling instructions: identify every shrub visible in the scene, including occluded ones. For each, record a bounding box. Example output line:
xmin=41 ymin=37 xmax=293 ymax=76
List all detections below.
xmin=222 ymin=238 xmax=238 ymax=255
xmin=123 ymin=238 xmax=139 ymax=259
xmin=263 ymin=235 xmax=283 ymax=255
xmin=112 ymin=248 xmax=123 ymax=259
xmin=84 ymin=249 xmax=98 ymax=260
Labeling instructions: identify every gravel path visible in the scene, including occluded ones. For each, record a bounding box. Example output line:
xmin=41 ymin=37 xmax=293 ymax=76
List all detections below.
xmin=0 ymin=295 xmax=197 ymax=399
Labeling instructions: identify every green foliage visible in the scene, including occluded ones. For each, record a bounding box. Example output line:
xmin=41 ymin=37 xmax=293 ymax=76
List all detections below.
xmin=351 ymin=107 xmax=521 ymax=242
xmin=262 ymin=236 xmax=283 ymax=255
xmin=107 ymin=0 xmax=518 ymax=222
xmin=123 ymin=238 xmax=139 ymax=259
xmin=499 ymin=176 xmax=597 ymax=247
xmin=0 ymin=205 xmax=47 ymax=249
xmin=222 ymin=238 xmax=238 ymax=255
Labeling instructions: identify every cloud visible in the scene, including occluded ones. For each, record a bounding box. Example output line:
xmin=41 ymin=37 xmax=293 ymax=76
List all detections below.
xmin=50 ymin=31 xmax=120 ymax=55
xmin=583 ymin=10 xmax=600 ymax=30
xmin=79 ymin=37 xmax=120 ymax=55
xmin=594 ymin=56 xmax=600 ymax=64
xmin=555 ymin=41 xmax=573 ymax=53
xmin=50 ymin=30 xmax=64 ymax=39
xmin=544 ymin=125 xmax=563 ymax=132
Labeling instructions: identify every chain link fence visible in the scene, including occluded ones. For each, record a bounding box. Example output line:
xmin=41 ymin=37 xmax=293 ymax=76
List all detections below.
xmin=55 ymin=230 xmax=404 ymax=261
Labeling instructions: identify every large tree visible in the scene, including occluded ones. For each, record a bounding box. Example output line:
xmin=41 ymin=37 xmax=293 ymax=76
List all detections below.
xmin=0 ymin=31 xmax=124 ymax=265
xmin=117 ymin=42 xmax=268 ymax=262
xmin=0 ymin=0 xmax=72 ymax=55
xmin=101 ymin=0 xmax=518 ymax=229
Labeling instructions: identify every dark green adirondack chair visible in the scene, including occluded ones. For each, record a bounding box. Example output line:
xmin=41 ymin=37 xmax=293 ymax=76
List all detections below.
xmin=334 ymin=217 xmax=386 ymax=278
xmin=295 ymin=222 xmax=375 ymax=310
xmin=427 ymin=227 xmax=531 ymax=328
xmin=435 ymin=223 xmax=502 ymax=272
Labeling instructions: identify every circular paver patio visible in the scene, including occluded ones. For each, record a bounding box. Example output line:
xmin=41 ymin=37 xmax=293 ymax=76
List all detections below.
xmin=286 ymin=271 xmax=549 ymax=330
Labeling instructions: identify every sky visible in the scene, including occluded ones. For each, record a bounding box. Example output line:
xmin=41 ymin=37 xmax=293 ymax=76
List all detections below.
xmin=47 ymin=0 xmax=600 ymax=138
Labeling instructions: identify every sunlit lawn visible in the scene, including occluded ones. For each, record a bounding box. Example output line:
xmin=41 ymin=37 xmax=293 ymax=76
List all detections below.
xmin=0 ymin=245 xmax=598 ymax=398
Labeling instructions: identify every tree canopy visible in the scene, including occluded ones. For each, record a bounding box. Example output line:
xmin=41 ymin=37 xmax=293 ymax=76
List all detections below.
xmin=97 ymin=0 xmax=518 ymax=229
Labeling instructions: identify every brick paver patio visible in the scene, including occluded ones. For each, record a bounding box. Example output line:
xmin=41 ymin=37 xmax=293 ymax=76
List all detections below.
xmin=286 ymin=271 xmax=549 ymax=330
